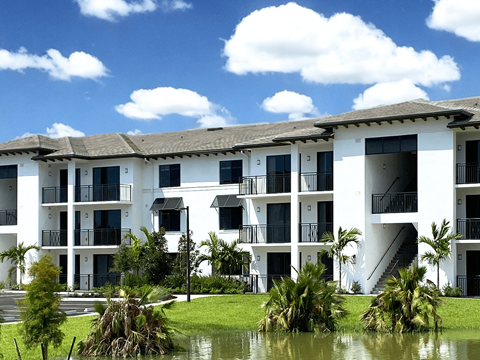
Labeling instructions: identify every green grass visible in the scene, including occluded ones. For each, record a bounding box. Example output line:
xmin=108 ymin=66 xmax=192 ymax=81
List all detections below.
xmin=1 ymin=294 xmax=480 ymax=359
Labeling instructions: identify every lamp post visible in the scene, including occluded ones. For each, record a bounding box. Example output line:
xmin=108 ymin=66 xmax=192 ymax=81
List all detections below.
xmin=175 ymin=206 xmax=190 ymax=302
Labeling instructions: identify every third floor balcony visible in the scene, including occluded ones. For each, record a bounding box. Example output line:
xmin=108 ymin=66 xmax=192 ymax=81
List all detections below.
xmin=239 ymin=175 xmax=291 ymax=195
xmin=42 ymin=184 xmax=132 ymax=204
xmin=239 ymin=224 xmax=291 ymax=244
xmin=457 ymin=163 xmax=480 ymax=185
xmin=42 ymin=228 xmax=132 ymax=246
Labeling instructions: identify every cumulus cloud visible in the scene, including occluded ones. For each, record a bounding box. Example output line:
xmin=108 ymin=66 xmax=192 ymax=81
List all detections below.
xmin=127 ymin=129 xmax=143 ymax=135
xmin=161 ymin=0 xmax=192 ymax=12
xmin=261 ymin=90 xmax=319 ymax=120
xmin=116 ymin=87 xmax=234 ymax=127
xmin=0 ymin=47 xmax=108 ymax=81
xmin=224 ymin=2 xmax=460 ymax=87
xmin=427 ymin=0 xmax=480 ymax=41
xmin=75 ymin=0 xmax=156 ymax=21
xmin=18 ymin=123 xmax=85 ymax=139
xmin=352 ymin=80 xmax=430 ymax=110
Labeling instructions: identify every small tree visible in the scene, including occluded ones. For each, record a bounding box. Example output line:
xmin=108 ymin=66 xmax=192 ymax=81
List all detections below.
xmin=172 ymin=231 xmax=200 ymax=279
xmin=0 ymin=242 xmax=40 ymax=285
xmin=19 ymin=254 xmax=66 ymax=359
xmin=321 ymin=227 xmax=361 ymax=291
xmin=140 ymin=227 xmax=172 ymax=284
xmin=219 ymin=239 xmax=251 ymax=277
xmin=198 ymin=232 xmax=227 ymax=273
xmin=417 ymin=219 xmax=462 ymax=288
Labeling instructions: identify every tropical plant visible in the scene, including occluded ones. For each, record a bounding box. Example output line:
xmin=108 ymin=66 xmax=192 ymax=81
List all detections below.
xmin=0 ymin=241 xmax=40 ymax=284
xmin=197 ymin=232 xmax=226 ymax=273
xmin=321 ymin=227 xmax=362 ymax=291
xmin=360 ymin=265 xmax=443 ymax=332
xmin=258 ymin=262 xmax=346 ymax=332
xmin=111 ymin=232 xmax=143 ymax=275
xmin=441 ymin=282 xmax=462 ymax=297
xmin=19 ymin=254 xmax=66 ymax=360
xmin=78 ymin=285 xmax=176 ymax=357
xmin=172 ymin=231 xmax=200 ymax=278
xmin=218 ymin=239 xmax=251 ymax=277
xmin=351 ymin=280 xmax=362 ymax=294
xmin=417 ymin=219 xmax=461 ymax=288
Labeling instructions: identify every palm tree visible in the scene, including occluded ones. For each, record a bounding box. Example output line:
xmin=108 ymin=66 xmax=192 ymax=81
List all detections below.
xmin=0 ymin=242 xmax=40 ymax=285
xmin=198 ymin=232 xmax=227 ymax=273
xmin=220 ymin=239 xmax=251 ymax=277
xmin=321 ymin=227 xmax=362 ymax=291
xmin=361 ymin=265 xmax=443 ymax=332
xmin=417 ymin=219 xmax=461 ymax=288
xmin=258 ymin=262 xmax=346 ymax=332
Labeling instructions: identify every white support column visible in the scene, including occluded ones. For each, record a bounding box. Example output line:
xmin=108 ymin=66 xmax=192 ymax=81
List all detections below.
xmin=290 ymin=144 xmax=300 ymax=280
xmin=67 ymin=161 xmax=76 ymax=288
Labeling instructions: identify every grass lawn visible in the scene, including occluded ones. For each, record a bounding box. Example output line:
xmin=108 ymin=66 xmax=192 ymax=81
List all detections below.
xmin=1 ymin=294 xmax=480 ymax=359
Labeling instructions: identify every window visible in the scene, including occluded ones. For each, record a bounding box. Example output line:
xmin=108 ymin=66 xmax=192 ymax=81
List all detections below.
xmin=159 ymin=210 xmax=181 ymax=232
xmin=365 ymin=135 xmax=417 ymax=155
xmin=159 ymin=164 xmax=180 ymax=188
xmin=220 ymin=160 xmax=242 ymax=184
xmin=219 ymin=207 xmax=242 ymax=230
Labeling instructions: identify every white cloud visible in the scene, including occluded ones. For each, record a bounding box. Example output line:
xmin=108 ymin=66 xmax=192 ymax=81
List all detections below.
xmin=18 ymin=123 xmax=85 ymax=139
xmin=427 ymin=0 xmax=480 ymax=41
xmin=75 ymin=0 xmax=156 ymax=21
xmin=127 ymin=129 xmax=142 ymax=135
xmin=161 ymin=0 xmax=192 ymax=12
xmin=352 ymin=80 xmax=429 ymax=110
xmin=0 ymin=47 xmax=108 ymax=81
xmin=116 ymin=87 xmax=234 ymax=127
xmin=224 ymin=2 xmax=460 ymax=87
xmin=261 ymin=90 xmax=319 ymax=120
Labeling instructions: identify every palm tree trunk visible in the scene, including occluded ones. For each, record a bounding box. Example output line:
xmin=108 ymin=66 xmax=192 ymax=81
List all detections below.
xmin=437 ymin=264 xmax=440 ymax=289
xmin=338 ymin=260 xmax=342 ymax=291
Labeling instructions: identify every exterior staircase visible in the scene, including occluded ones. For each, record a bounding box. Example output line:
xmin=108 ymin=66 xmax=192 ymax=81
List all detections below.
xmin=370 ymin=237 xmax=417 ymax=294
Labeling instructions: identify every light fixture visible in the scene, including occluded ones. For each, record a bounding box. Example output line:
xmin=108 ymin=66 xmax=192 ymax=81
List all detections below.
xmin=48 ymin=214 xmax=52 ymax=219
xmin=257 ymin=207 xmax=260 ymax=212
xmin=256 ymin=255 xmax=260 ymax=261
xmin=458 ymin=199 xmax=462 ymax=205
xmin=383 ymin=224 xmax=386 ymax=229
xmin=457 ymin=145 xmax=462 ymax=151
xmin=383 ymin=164 xmax=386 ymax=170
xmin=458 ymin=254 xmax=462 ymax=261
xmin=48 ymin=171 xmax=52 ymax=176
xmin=125 ymin=168 xmax=128 ymax=173
xmin=8 ymin=186 xmax=12 ymax=191
xmin=85 ymin=213 xmax=88 ymax=218
xmin=84 ymin=170 xmax=88 ymax=175
xmin=307 ymin=255 xmax=312 ymax=261
xmin=307 ymin=156 xmax=311 ymax=161
xmin=85 ymin=257 xmax=88 ymax=262
xmin=307 ymin=205 xmax=311 ymax=211
xmin=352 ymin=254 xmax=357 ymax=264
xmin=125 ymin=212 xmax=129 ymax=217
xmin=256 ymin=160 xmax=260 ymax=165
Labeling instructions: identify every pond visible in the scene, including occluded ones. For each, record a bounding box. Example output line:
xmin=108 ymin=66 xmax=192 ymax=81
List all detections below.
xmin=151 ymin=331 xmax=480 ymax=359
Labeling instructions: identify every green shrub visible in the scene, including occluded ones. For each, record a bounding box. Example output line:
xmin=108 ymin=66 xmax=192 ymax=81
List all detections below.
xmin=351 ymin=280 xmax=362 ymax=294
xmin=441 ymin=283 xmax=462 ymax=297
xmin=165 ymin=274 xmax=248 ymax=294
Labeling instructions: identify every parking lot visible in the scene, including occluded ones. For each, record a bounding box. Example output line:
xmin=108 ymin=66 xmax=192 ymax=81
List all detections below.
xmin=0 ymin=291 xmax=107 ymax=323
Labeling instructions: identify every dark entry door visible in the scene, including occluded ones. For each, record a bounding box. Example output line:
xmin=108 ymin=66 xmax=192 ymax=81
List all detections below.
xmin=59 ymin=254 xmax=80 ymax=286
xmin=94 ymin=254 xmax=118 ymax=287
xmin=466 ymin=195 xmax=480 ymax=239
xmin=317 ymin=201 xmax=333 ymax=239
xmin=267 ymin=253 xmax=291 ymax=291
xmin=60 ymin=212 xmax=67 ymax=246
xmin=60 ymin=169 xmax=68 ymax=202
xmin=266 ymin=155 xmax=291 ymax=193
xmin=317 ymin=152 xmax=333 ymax=191
xmin=467 ymin=251 xmax=480 ymax=296
xmin=319 ymin=252 xmax=334 ymax=281
xmin=267 ymin=203 xmax=290 ymax=243
xmin=93 ymin=166 xmax=120 ymax=201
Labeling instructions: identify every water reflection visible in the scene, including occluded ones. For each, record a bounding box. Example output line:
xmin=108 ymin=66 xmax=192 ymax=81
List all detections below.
xmin=135 ymin=331 xmax=480 ymax=359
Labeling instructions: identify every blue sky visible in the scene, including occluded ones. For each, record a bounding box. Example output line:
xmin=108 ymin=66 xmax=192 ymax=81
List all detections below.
xmin=0 ymin=0 xmax=478 ymax=142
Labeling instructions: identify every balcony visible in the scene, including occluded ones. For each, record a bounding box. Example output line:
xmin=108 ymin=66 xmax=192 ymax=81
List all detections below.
xmin=239 ymin=175 xmax=291 ymax=195
xmin=0 ymin=210 xmax=16 ymax=226
xmin=457 ymin=163 xmax=480 ymax=184
xmin=42 ymin=184 xmax=132 ymax=204
xmin=457 ymin=219 xmax=480 ymax=240
xmin=372 ymin=192 xmax=418 ymax=214
xmin=42 ymin=228 xmax=132 ymax=246
xmin=299 ymin=172 xmax=333 ymax=192
xmin=59 ymin=273 xmax=122 ymax=290
xmin=300 ymin=222 xmax=333 ymax=243
xmin=239 ymin=224 xmax=291 ymax=244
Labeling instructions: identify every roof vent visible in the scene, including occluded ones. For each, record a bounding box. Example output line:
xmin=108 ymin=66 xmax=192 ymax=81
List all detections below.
xmin=207 ymin=127 xmax=223 ymax=131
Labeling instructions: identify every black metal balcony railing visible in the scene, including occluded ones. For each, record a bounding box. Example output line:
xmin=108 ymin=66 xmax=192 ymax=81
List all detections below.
xmin=239 ymin=224 xmax=291 ymax=244
xmin=299 ymin=172 xmax=333 ymax=192
xmin=457 ymin=219 xmax=480 ymax=240
xmin=372 ymin=192 xmax=418 ymax=214
xmin=42 ymin=228 xmax=132 ymax=246
xmin=59 ymin=273 xmax=122 ymax=290
xmin=456 ymin=163 xmax=480 ymax=184
xmin=0 ymin=210 xmax=16 ymax=225
xmin=239 ymin=175 xmax=291 ymax=195
xmin=300 ymin=222 xmax=333 ymax=242
xmin=457 ymin=275 xmax=480 ymax=297
xmin=42 ymin=184 xmax=132 ymax=204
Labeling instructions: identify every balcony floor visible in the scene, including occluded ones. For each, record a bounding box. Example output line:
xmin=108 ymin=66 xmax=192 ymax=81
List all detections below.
xmin=371 ymin=212 xmax=418 ymax=224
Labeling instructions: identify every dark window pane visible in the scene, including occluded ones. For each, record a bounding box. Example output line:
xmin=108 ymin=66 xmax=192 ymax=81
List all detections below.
xmin=219 ymin=207 xmax=242 ymax=230
xmin=159 ymin=164 xmax=180 ymax=188
xmin=401 ymin=135 xmax=417 ymax=153
xmin=0 ymin=165 xmax=17 ymax=179
xmin=383 ymin=136 xmax=400 ymax=153
xmin=220 ymin=160 xmax=242 ymax=184
xmin=365 ymin=138 xmax=383 ymax=155
xmin=159 ymin=210 xmax=181 ymax=231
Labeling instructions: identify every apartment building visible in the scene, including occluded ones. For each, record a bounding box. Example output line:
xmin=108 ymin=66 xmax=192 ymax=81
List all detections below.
xmin=1 ymin=96 xmax=480 ymax=295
